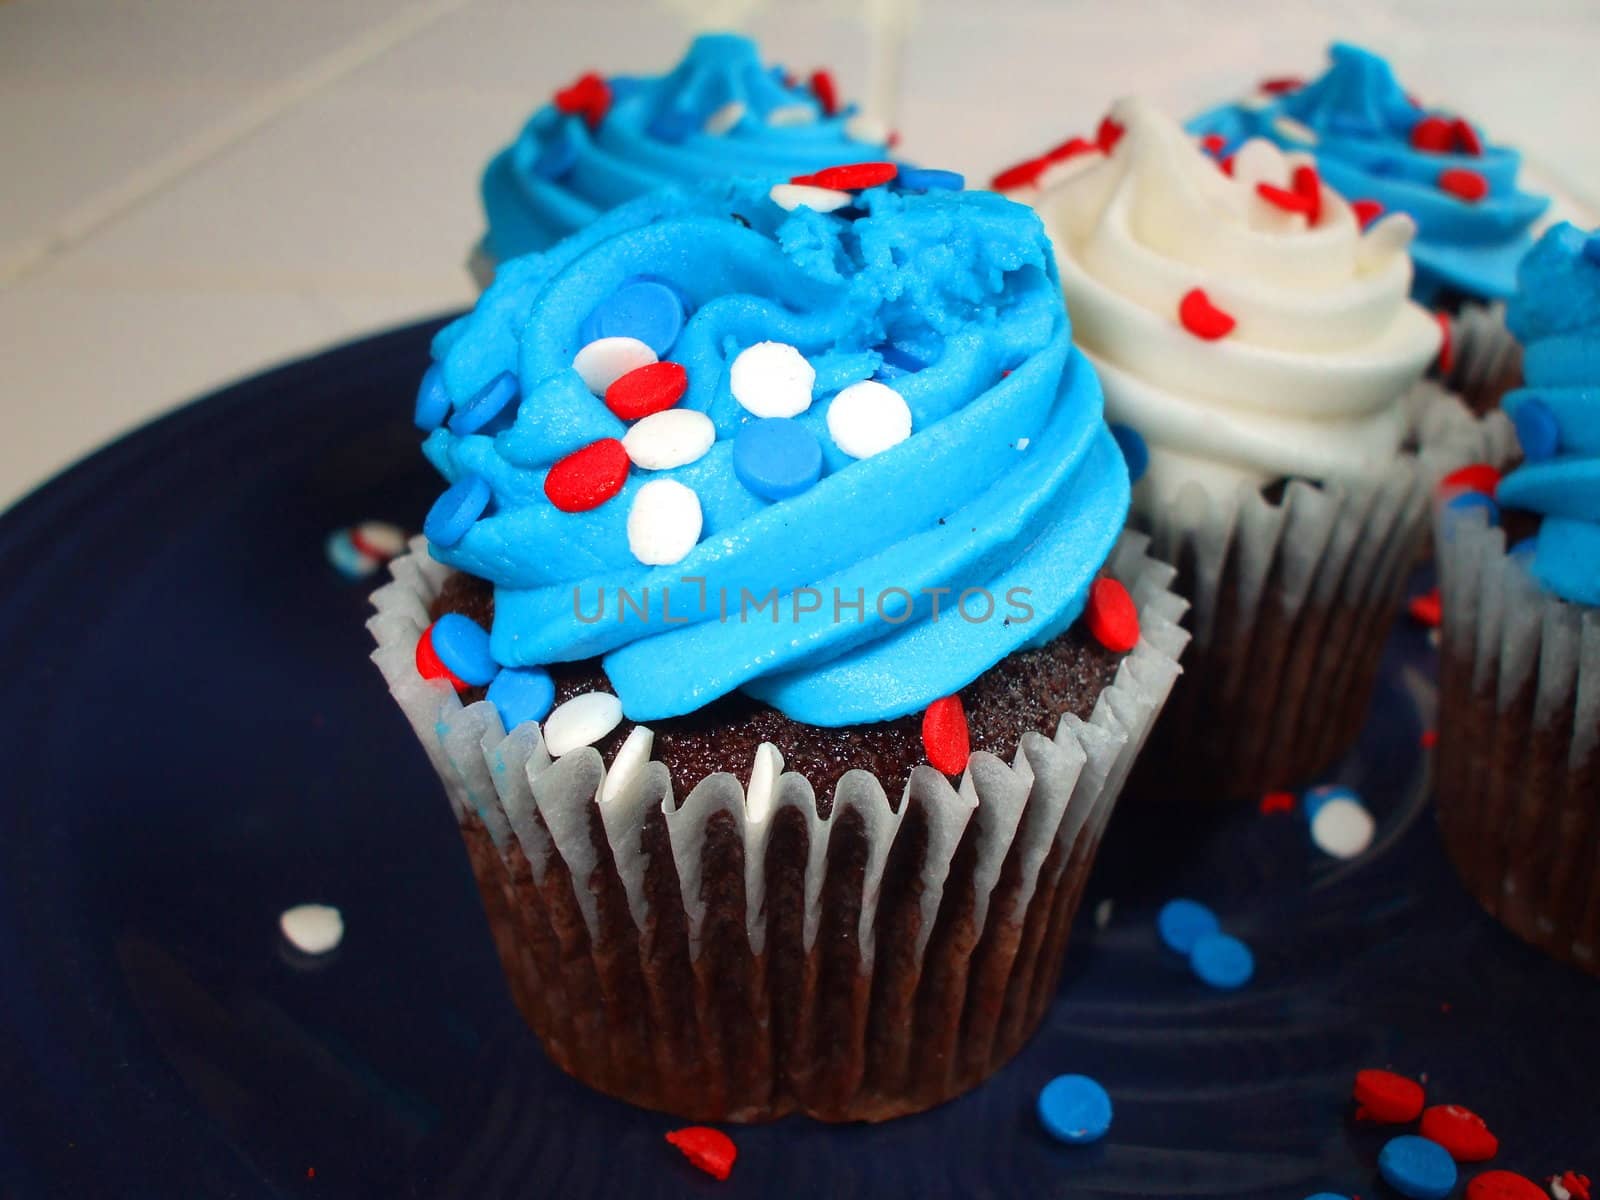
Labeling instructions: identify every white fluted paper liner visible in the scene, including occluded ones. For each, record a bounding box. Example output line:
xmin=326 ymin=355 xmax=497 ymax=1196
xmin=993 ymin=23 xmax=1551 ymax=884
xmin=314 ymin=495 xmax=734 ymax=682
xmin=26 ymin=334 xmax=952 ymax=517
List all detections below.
xmin=1444 ymin=301 xmax=1524 ymax=417
xmin=1434 ymin=509 xmax=1600 ymax=974
xmin=367 ymin=531 xmax=1187 ymax=1119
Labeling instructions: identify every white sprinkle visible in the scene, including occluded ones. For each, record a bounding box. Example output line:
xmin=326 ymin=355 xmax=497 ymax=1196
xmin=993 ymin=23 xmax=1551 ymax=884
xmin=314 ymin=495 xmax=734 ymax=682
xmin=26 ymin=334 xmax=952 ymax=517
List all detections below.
xmin=573 ymin=337 xmax=657 ymax=396
xmin=845 ymin=113 xmax=889 ymax=144
xmin=622 ymin=409 xmax=716 ymax=470
xmin=730 ymin=341 xmax=815 ymax=417
xmin=1311 ymin=797 xmax=1376 ymax=859
xmin=768 ymin=183 xmax=852 ymax=213
xmin=703 ymin=100 xmax=746 ymax=136
xmin=601 ymin=725 xmax=655 ymax=804
xmin=767 ymin=103 xmax=815 ymax=126
xmin=1093 ymin=898 xmax=1114 ymax=930
xmin=280 ymin=904 xmax=344 ymax=955
xmin=1552 ymin=1177 xmax=1572 ymax=1200
xmin=352 ymin=521 xmax=407 ymax=558
xmin=543 ymin=691 xmax=623 ymax=757
xmin=746 ymin=742 xmax=783 ymax=825
xmin=1358 ymin=212 xmax=1418 ymax=272
xmin=826 ymin=379 xmax=913 ymax=459
xmin=1274 ymin=115 xmax=1318 ymax=145
xmin=1240 ymin=92 xmax=1272 ymax=112
xmin=626 ymin=478 xmax=703 ymax=565
xmin=1016 ymin=437 xmax=1031 ymax=451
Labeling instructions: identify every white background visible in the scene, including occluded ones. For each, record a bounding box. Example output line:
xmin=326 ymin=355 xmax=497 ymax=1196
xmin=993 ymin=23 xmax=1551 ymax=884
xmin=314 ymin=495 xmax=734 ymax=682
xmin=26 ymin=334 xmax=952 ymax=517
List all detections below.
xmin=4 ymin=0 xmax=1598 ymax=507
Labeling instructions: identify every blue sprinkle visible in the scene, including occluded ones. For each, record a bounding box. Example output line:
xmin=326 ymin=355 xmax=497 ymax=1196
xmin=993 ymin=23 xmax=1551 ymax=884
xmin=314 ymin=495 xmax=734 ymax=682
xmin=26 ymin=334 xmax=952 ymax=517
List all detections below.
xmin=1509 ymin=536 xmax=1539 ymax=566
xmin=1036 ymin=1074 xmax=1112 ymax=1145
xmin=415 ymin=363 xmax=451 ymax=431
xmin=1446 ymin=490 xmax=1500 ymax=526
xmin=647 ymin=106 xmax=698 ymax=144
xmin=424 ymin=475 xmax=491 ymax=549
xmin=581 ymin=279 xmax=685 ymax=356
xmin=324 ymin=530 xmax=374 ymax=580
xmin=448 ymin=372 xmax=520 ymax=436
xmin=1512 ymin=396 xmax=1560 ymax=460
xmin=1109 ymin=423 xmax=1149 ymax=484
xmin=533 ymin=127 xmax=580 ymax=180
xmin=488 ymin=665 xmax=556 ymax=728
xmin=429 ymin=613 xmax=499 ymax=686
xmin=1302 ymin=784 xmax=1357 ymax=823
xmin=1377 ymin=1135 xmax=1457 ymax=1200
xmin=1584 ymin=231 xmax=1600 ymax=266
xmin=1157 ymin=898 xmax=1219 ymax=954
xmin=896 ymin=166 xmax=964 ymax=191
xmin=734 ymin=418 xmax=823 ymax=501
xmin=1189 ymin=931 xmax=1254 ymax=989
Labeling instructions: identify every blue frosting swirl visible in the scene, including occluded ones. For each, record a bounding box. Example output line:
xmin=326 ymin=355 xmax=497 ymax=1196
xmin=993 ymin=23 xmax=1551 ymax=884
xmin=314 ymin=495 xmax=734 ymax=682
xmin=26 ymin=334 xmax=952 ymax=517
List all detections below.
xmin=420 ymin=178 xmax=1130 ymax=725
xmin=1188 ymin=43 xmax=1549 ymax=304
xmin=1496 ymin=222 xmax=1600 ymax=606
xmin=481 ymin=33 xmax=892 ymax=263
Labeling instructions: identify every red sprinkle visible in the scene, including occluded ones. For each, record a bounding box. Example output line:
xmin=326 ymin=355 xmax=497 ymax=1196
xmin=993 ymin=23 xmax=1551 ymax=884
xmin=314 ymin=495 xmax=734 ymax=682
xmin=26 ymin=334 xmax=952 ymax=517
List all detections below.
xmin=1557 ymin=1173 xmax=1593 ymax=1200
xmin=1178 ymin=288 xmax=1236 ymax=340
xmin=1045 ymin=135 xmax=1096 ymax=163
xmin=1260 ymin=791 xmax=1296 ymax=815
xmin=1257 ymin=181 xmax=1317 ymax=219
xmin=808 ymin=69 xmax=838 ymax=116
xmin=1466 ymin=1172 xmax=1547 ymax=1200
xmin=1096 ymin=115 xmax=1125 ymax=154
xmin=604 ymin=361 xmax=687 ymax=421
xmin=1442 ymin=462 xmax=1501 ymax=495
xmin=1352 ymin=198 xmax=1385 ymax=228
xmin=922 ymin=694 xmax=971 ymax=776
xmin=1086 ymin=577 xmax=1140 ymax=653
xmin=416 ymin=623 xmax=468 ymax=692
xmin=1201 ymin=133 xmax=1227 ymax=155
xmin=1410 ymin=115 xmax=1456 ymax=152
xmin=1435 ymin=310 xmax=1456 ymax=375
xmin=554 ymin=71 xmax=611 ymax=129
xmin=1439 ymin=168 xmax=1490 ymax=203
xmin=347 ymin=526 xmax=392 ymax=561
xmin=991 ymin=156 xmax=1050 ymax=192
xmin=665 ymin=1127 xmax=737 ymax=1181
xmin=1409 ymin=588 xmax=1442 ymax=628
xmin=1419 ymin=1104 xmax=1498 ymax=1162
xmin=1292 ymin=164 xmax=1323 ymax=224
xmin=544 ymin=439 xmax=630 ymax=512
xmin=1452 ymin=117 xmax=1483 ymax=156
xmin=1259 ymin=76 xmax=1305 ymax=94
xmin=1218 ymin=154 xmax=1235 ymax=177
xmin=1352 ymin=1069 xmax=1425 ymax=1123
xmin=1421 ymin=729 xmax=1439 ymax=749
xmin=792 ymin=161 xmax=897 ymax=190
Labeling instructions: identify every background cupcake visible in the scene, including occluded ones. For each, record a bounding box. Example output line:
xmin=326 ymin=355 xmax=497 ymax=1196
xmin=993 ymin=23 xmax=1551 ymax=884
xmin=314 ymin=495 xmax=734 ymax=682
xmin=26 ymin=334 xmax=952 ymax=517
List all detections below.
xmin=371 ymin=174 xmax=1187 ymax=1120
xmin=1436 ymin=221 xmax=1600 ymax=975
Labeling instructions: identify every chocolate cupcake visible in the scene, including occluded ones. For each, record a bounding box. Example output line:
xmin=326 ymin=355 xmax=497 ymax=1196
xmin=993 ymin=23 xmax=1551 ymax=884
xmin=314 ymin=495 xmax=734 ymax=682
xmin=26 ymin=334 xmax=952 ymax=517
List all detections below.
xmin=1001 ymin=98 xmax=1488 ymax=803
xmin=1435 ymin=222 xmax=1600 ymax=975
xmin=370 ymin=174 xmax=1188 ymax=1120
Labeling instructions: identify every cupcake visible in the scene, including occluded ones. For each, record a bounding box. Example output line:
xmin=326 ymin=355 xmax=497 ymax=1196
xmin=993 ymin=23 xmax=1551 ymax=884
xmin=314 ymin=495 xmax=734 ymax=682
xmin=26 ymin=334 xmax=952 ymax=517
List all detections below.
xmin=1000 ymin=97 xmax=1480 ymax=803
xmin=1188 ymin=43 xmax=1550 ymax=314
xmin=1435 ymin=222 xmax=1600 ymax=975
xmin=474 ymin=32 xmax=893 ymax=281
xmin=370 ymin=172 xmax=1188 ymax=1120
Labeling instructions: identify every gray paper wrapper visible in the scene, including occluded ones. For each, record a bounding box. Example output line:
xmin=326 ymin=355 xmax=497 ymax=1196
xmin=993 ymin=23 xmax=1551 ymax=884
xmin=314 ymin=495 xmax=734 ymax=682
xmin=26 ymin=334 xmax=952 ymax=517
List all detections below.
xmin=1444 ymin=301 xmax=1524 ymax=419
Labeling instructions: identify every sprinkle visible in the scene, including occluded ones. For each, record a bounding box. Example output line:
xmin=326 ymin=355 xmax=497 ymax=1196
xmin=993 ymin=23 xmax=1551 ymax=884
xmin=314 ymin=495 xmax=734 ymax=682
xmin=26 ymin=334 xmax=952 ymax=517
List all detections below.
xmin=1108 ymin=423 xmax=1148 ymax=483
xmin=1439 ymin=168 xmax=1489 ymax=203
xmin=896 ymin=166 xmax=964 ymax=191
xmin=1352 ymin=198 xmax=1385 ymax=228
xmin=1410 ymin=115 xmax=1456 ymax=152
xmin=1408 ymin=587 xmax=1442 ymax=627
xmin=731 ymin=341 xmax=816 ymax=418
xmin=605 ymin=361 xmax=687 ymax=421
xmin=733 ymin=418 xmax=823 ymax=500
xmin=424 ymin=474 xmax=491 ymax=548
xmin=1259 ymin=75 xmax=1304 ymax=94
xmin=415 ymin=622 xmax=468 ymax=691
xmin=1096 ymin=115 xmax=1125 ymax=153
xmin=1046 ymin=136 xmax=1097 ymax=163
xmin=348 ymin=521 xmax=406 ymax=561
xmin=1086 ymin=577 xmax=1140 ymax=652
xmin=1292 ymin=164 xmax=1323 ymax=223
xmin=601 ymin=725 xmax=655 ymax=805
xmin=921 ymin=695 xmax=970 ymax=775
xmin=581 ymin=280 xmax=686 ymax=356
xmin=415 ymin=363 xmax=451 ymax=430
xmin=1446 ymin=491 xmax=1499 ymax=526
xmin=1219 ymin=154 xmax=1235 ymax=177
xmin=429 ymin=613 xmax=499 ymax=686
xmin=826 ymin=379 xmax=913 ymax=459
xmin=1257 ymin=181 xmax=1317 ymax=219
xmin=1157 ymin=898 xmax=1220 ymax=954
xmin=792 ymin=161 xmax=897 ymax=190
xmin=1379 ymin=1135 xmax=1457 ymax=1200
xmin=1275 ymin=115 xmax=1318 ymax=145
xmin=623 ymin=409 xmax=716 ymax=471
xmin=326 ymin=523 xmax=405 ymax=579
xmin=1419 ymin=1104 xmax=1498 ymax=1163
xmin=626 ymin=478 xmax=702 ymax=565
xmin=1189 ymin=931 xmax=1254 ymax=989
xmin=1353 ymin=1069 xmax=1426 ymax=1123
xmin=1435 ymin=311 xmax=1455 ymax=375
xmin=554 ymin=71 xmax=610 ymax=129
xmin=279 ymin=904 xmax=344 ymax=956
xmin=573 ymin=336 xmax=658 ymax=396
xmin=1441 ymin=463 xmax=1501 ymax=495
xmin=448 ymin=371 xmax=520 ymax=435
xmin=1201 ymin=133 xmax=1227 ymax=155
xmin=543 ymin=691 xmax=623 ymax=757
xmin=766 ymin=103 xmax=815 ymax=126
xmin=665 ymin=1127 xmax=737 ymax=1181
xmin=768 ymin=182 xmax=852 ymax=212
xmin=488 ymin=666 xmax=556 ymax=729
xmin=991 ymin=156 xmax=1050 ymax=191
xmin=1178 ymin=288 xmax=1236 ymax=340
xmin=544 ymin=439 xmax=630 ymax=513
xmin=1511 ymin=396 xmax=1560 ymax=460
xmin=1037 ymin=1074 xmax=1113 ymax=1145
xmin=1259 ymin=791 xmax=1296 ymax=815
xmin=1421 ymin=729 xmax=1439 ymax=749
xmin=1452 ymin=117 xmax=1483 ymax=156
xmin=703 ymin=100 xmax=746 ymax=136
xmin=1309 ymin=791 xmax=1375 ymax=859
xmin=1465 ymin=1172 xmax=1548 ymax=1200
xmin=845 ymin=112 xmax=890 ymax=144
xmin=1553 ymin=1172 xmax=1593 ymax=1200
xmin=808 ymin=69 xmax=838 ymax=115
xmin=743 ymin=741 xmax=781 ymax=824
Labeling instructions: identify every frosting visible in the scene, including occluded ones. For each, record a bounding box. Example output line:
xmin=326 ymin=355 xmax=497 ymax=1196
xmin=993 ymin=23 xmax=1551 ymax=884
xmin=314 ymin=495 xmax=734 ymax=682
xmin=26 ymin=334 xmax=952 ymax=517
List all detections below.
xmin=1188 ymin=44 xmax=1550 ymax=303
xmin=1016 ymin=97 xmax=1439 ymax=508
xmin=419 ymin=176 xmax=1129 ymax=726
xmin=481 ymin=34 xmax=892 ymax=263
xmin=1495 ymin=222 xmax=1600 ymax=606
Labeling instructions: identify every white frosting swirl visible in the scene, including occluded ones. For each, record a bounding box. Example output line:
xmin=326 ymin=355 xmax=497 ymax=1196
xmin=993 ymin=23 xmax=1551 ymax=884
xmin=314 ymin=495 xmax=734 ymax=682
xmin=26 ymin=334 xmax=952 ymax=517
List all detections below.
xmin=1027 ymin=98 xmax=1441 ymax=507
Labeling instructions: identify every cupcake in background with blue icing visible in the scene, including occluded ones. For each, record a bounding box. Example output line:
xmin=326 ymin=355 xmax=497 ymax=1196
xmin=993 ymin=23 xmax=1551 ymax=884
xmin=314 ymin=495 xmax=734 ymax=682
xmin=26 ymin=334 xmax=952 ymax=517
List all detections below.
xmin=474 ymin=32 xmax=894 ymax=278
xmin=1189 ymin=43 xmax=1550 ymax=309
xmin=1435 ymin=221 xmax=1600 ymax=976
xmin=370 ymin=170 xmax=1188 ymax=1120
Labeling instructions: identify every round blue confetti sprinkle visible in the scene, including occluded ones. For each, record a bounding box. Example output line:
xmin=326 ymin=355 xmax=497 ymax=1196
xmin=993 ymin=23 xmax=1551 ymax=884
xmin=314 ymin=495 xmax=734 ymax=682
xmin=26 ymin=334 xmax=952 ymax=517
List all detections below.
xmin=1109 ymin=423 xmax=1149 ymax=484
xmin=1511 ymin=396 xmax=1560 ymax=461
xmin=1157 ymin=898 xmax=1219 ymax=955
xmin=1377 ymin=1134 xmax=1457 ymax=1200
xmin=415 ymin=363 xmax=451 ymax=431
xmin=448 ymin=372 xmax=520 ymax=436
xmin=1036 ymin=1074 xmax=1112 ymax=1145
xmin=533 ymin=127 xmax=580 ymax=180
xmin=1189 ymin=931 xmax=1254 ymax=989
xmin=581 ymin=279 xmax=685 ymax=356
xmin=1584 ymin=231 xmax=1600 ymax=266
xmin=1446 ymin=490 xmax=1499 ymax=526
xmin=1302 ymin=784 xmax=1357 ymax=823
xmin=896 ymin=166 xmax=964 ymax=191
xmin=324 ymin=529 xmax=372 ymax=580
xmin=733 ymin=418 xmax=824 ymax=501
xmin=429 ymin=613 xmax=499 ymax=687
xmin=488 ymin=665 xmax=556 ymax=729
xmin=424 ymin=475 xmax=491 ymax=549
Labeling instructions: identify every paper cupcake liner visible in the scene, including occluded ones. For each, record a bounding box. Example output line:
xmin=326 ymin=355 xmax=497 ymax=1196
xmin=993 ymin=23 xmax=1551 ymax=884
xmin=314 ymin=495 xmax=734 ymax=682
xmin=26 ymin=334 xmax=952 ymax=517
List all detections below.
xmin=1434 ymin=511 xmax=1600 ymax=975
xmin=1127 ymin=384 xmax=1487 ymax=803
xmin=366 ymin=532 xmax=1188 ymax=1121
xmin=1443 ymin=301 xmax=1525 ymax=418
